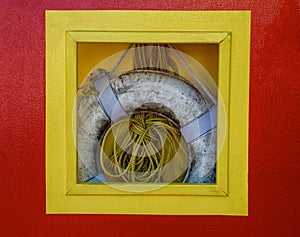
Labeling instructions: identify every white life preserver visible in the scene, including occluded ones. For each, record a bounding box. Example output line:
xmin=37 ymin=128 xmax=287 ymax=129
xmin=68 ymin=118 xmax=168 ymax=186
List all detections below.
xmin=76 ymin=67 xmax=218 ymax=184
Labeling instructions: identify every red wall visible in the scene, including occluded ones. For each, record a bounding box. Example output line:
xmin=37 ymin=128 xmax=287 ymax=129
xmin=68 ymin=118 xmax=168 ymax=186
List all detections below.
xmin=0 ymin=0 xmax=299 ymax=236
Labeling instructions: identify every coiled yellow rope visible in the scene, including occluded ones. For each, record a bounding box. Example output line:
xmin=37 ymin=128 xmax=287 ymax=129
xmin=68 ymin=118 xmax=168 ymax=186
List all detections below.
xmin=100 ymin=113 xmax=188 ymax=183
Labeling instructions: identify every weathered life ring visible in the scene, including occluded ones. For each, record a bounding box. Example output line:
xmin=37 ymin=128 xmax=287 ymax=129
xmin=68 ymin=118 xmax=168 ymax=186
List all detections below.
xmin=76 ymin=67 xmax=217 ymax=184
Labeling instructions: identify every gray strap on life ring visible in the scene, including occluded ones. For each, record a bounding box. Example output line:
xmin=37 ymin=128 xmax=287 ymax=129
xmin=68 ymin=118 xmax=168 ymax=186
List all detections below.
xmin=94 ymin=72 xmax=217 ymax=143
xmin=94 ymin=72 xmax=127 ymax=122
xmin=180 ymin=105 xmax=218 ymax=143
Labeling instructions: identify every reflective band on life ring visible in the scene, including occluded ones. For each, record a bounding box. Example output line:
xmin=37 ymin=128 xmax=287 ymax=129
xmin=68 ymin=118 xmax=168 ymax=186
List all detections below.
xmin=94 ymin=73 xmax=127 ymax=122
xmin=180 ymin=105 xmax=217 ymax=143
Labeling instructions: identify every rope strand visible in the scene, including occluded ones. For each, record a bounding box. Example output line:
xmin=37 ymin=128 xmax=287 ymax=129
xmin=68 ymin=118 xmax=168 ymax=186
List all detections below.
xmin=100 ymin=113 xmax=188 ymax=183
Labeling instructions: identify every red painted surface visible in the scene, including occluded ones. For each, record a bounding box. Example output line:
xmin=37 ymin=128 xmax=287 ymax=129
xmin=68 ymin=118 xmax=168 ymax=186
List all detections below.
xmin=0 ymin=0 xmax=299 ymax=236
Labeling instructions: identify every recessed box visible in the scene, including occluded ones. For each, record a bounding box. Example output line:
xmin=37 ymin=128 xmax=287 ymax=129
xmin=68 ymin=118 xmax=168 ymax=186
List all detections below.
xmin=46 ymin=10 xmax=250 ymax=215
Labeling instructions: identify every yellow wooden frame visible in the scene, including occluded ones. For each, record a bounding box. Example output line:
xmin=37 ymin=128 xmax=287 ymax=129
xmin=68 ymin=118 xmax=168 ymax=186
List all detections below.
xmin=46 ymin=10 xmax=250 ymax=215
